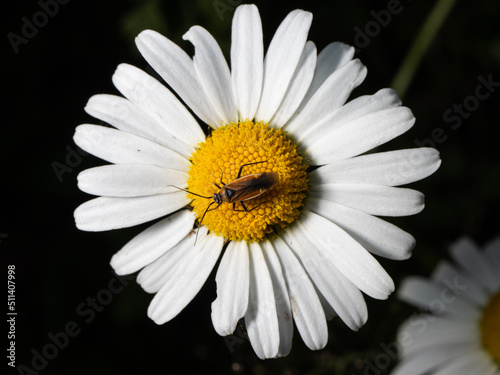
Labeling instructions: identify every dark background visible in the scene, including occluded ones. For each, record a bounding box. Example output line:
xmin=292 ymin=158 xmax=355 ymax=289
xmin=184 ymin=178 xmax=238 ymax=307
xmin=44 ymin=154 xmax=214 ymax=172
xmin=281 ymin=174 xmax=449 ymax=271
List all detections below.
xmin=2 ymin=0 xmax=499 ymax=374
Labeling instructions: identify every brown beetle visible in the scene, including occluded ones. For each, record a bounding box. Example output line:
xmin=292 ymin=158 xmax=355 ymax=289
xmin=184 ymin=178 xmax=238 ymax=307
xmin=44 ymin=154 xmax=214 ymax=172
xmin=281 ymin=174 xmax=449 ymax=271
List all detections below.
xmin=171 ymin=161 xmax=279 ymax=241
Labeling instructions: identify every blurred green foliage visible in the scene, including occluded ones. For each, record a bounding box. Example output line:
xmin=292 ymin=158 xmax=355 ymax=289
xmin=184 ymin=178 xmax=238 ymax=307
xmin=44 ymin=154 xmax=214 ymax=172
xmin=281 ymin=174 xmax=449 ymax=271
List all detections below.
xmin=2 ymin=0 xmax=499 ymax=374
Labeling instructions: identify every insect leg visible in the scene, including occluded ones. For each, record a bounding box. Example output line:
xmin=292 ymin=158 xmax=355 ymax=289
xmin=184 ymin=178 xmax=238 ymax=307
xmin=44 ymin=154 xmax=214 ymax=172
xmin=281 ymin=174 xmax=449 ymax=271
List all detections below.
xmin=219 ymin=170 xmax=226 ymax=186
xmin=206 ymin=201 xmax=222 ymax=212
xmin=194 ymin=201 xmax=220 ymax=245
xmin=237 ymin=160 xmax=268 ymax=179
xmin=232 ymin=201 xmax=264 ymax=213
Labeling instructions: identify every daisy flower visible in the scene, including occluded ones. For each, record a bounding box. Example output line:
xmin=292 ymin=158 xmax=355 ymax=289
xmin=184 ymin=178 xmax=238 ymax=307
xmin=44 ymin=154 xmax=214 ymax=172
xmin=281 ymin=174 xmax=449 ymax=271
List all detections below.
xmin=392 ymin=237 xmax=500 ymax=374
xmin=74 ymin=4 xmax=441 ymax=358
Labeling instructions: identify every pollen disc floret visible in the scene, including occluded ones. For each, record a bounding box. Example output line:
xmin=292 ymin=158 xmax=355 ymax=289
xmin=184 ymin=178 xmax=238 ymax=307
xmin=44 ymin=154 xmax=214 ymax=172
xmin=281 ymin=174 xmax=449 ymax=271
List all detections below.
xmin=187 ymin=121 xmax=308 ymax=242
xmin=481 ymin=289 xmax=500 ymax=364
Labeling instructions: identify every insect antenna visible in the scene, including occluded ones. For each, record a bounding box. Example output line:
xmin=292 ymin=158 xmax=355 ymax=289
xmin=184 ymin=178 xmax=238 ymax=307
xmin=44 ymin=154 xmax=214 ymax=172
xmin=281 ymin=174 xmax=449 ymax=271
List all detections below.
xmin=192 ymin=200 xmax=218 ymax=245
xmin=168 ymin=185 xmax=213 ymax=199
xmin=168 ymin=185 xmax=219 ymax=245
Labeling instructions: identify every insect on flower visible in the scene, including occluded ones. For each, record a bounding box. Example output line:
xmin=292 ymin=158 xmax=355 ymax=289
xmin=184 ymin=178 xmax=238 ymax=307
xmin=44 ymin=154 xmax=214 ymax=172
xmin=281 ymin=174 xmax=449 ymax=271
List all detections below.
xmin=170 ymin=161 xmax=279 ymax=242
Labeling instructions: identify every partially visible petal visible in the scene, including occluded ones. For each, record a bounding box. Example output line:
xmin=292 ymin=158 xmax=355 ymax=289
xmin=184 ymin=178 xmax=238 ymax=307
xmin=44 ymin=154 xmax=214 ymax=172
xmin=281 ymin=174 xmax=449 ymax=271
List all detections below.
xmin=484 ymin=237 xmax=500 ymax=285
xmin=306 ymin=198 xmax=415 ymax=260
xmin=135 ymin=29 xmax=223 ymax=126
xmin=397 ymin=315 xmax=477 ymax=358
xmin=298 ymin=88 xmax=401 ymax=145
xmin=255 ymin=9 xmax=312 ymax=122
xmin=85 ymin=94 xmax=194 ymax=158
xmin=77 ymin=165 xmax=188 ymax=197
xmin=300 ymin=210 xmax=395 ymax=299
xmin=311 ymin=183 xmax=424 ymax=217
xmin=74 ymin=125 xmax=191 ymax=170
xmin=309 ymin=148 xmax=441 ymax=187
xmin=431 ymin=261 xmax=489 ymax=306
xmin=316 ymin=290 xmax=337 ymax=321
xmin=450 ymin=237 xmax=500 ymax=292
xmin=271 ymin=41 xmax=317 ymax=128
xmin=112 ymin=64 xmax=205 ymax=147
xmin=137 ymin=227 xmax=208 ymax=294
xmin=110 ymin=210 xmax=195 ymax=275
xmin=303 ymin=42 xmax=355 ymax=102
xmin=304 ymin=106 xmax=415 ymax=165
xmin=148 ymin=233 xmax=224 ymax=324
xmin=284 ymin=59 xmax=367 ymax=137
xmin=245 ymin=242 xmax=280 ymax=359
xmin=74 ymin=192 xmax=189 ymax=231
xmin=261 ymin=240 xmax=293 ymax=357
xmin=231 ymin=4 xmax=263 ymax=121
xmin=211 ymin=241 xmax=250 ymax=336
xmin=281 ymin=224 xmax=368 ymax=330
xmin=183 ymin=26 xmax=238 ymax=125
xmin=397 ymin=277 xmax=481 ymax=319
xmin=272 ymin=236 xmax=328 ymax=350
xmin=391 ymin=342 xmax=476 ymax=375
xmin=431 ymin=352 xmax=499 ymax=375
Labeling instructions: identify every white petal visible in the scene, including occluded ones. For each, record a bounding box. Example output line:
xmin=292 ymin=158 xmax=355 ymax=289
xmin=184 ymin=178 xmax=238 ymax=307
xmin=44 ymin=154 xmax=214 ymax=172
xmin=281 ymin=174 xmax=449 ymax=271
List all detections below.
xmin=284 ymin=59 xmax=367 ymax=137
xmin=303 ymin=42 xmax=355 ymax=102
xmin=296 ymin=87 xmax=400 ymax=145
xmin=309 ymin=148 xmax=441 ymax=187
xmin=300 ymin=210 xmax=395 ymax=299
xmin=260 ymin=241 xmax=293 ymax=357
xmin=244 ymin=242 xmax=280 ymax=359
xmin=231 ymin=4 xmax=263 ymax=121
xmin=77 ymin=165 xmax=188 ymax=197
xmin=391 ymin=342 xmax=476 ymax=375
xmin=397 ymin=277 xmax=481 ymax=319
xmin=211 ymin=241 xmax=250 ymax=336
xmin=431 ymin=261 xmax=489 ymax=306
xmin=272 ymin=236 xmax=328 ymax=350
xmin=135 ymin=29 xmax=223 ymax=127
xmin=255 ymin=9 xmax=312 ymax=122
xmin=484 ymin=237 xmax=500 ymax=285
xmin=450 ymin=237 xmax=500 ymax=292
xmin=306 ymin=198 xmax=415 ymax=260
xmin=311 ymin=183 xmax=425 ymax=217
xmin=270 ymin=41 xmax=317 ymax=128
xmin=316 ymin=290 xmax=337 ymax=321
xmin=397 ymin=314 xmax=478 ymax=358
xmin=74 ymin=192 xmax=189 ymax=231
xmin=183 ymin=26 xmax=238 ymax=125
xmin=137 ymin=227 xmax=208 ymax=294
xmin=74 ymin=125 xmax=191 ymax=170
xmin=281 ymin=223 xmax=368 ymax=330
xmin=112 ymin=64 xmax=205 ymax=147
xmin=84 ymin=94 xmax=194 ymax=158
xmin=484 ymin=237 xmax=500 ymax=265
xmin=110 ymin=210 xmax=195 ymax=275
xmin=305 ymin=106 xmax=415 ymax=165
xmin=432 ymin=352 xmax=499 ymax=375
xmin=148 ymin=233 xmax=224 ymax=324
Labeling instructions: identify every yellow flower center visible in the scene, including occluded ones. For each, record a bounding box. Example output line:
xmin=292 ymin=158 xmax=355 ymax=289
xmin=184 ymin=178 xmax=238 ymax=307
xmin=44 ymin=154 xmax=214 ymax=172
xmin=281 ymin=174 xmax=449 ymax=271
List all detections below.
xmin=187 ymin=121 xmax=308 ymax=242
xmin=480 ymin=289 xmax=500 ymax=365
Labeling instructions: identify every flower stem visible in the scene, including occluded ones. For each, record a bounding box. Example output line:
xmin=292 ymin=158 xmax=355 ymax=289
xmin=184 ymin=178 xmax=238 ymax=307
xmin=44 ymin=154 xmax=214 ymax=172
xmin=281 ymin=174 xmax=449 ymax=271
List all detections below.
xmin=391 ymin=0 xmax=457 ymax=98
